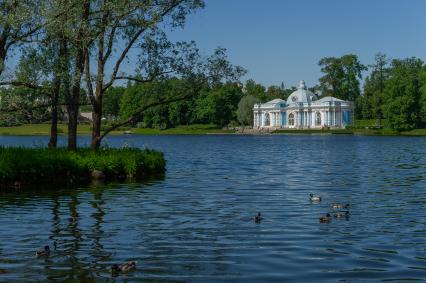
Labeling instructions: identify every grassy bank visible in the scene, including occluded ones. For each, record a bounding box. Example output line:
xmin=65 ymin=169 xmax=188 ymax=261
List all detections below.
xmin=0 ymin=124 xmax=234 ymax=136
xmin=131 ymin=124 xmax=234 ymax=135
xmin=0 ymin=124 xmax=124 ymax=136
xmin=0 ymin=147 xmax=165 ymax=189
xmin=273 ymin=128 xmax=426 ymax=136
xmin=273 ymin=129 xmax=353 ymax=135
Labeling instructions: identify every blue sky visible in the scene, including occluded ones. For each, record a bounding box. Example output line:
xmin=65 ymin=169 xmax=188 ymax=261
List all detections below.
xmin=167 ymin=0 xmax=426 ymax=88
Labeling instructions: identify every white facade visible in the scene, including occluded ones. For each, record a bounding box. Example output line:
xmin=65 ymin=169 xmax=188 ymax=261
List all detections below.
xmin=253 ymin=80 xmax=354 ymax=129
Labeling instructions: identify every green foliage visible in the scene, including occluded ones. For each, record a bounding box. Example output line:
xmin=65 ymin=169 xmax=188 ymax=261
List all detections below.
xmin=0 ymin=147 xmax=165 ymax=187
xmin=318 ymin=54 xmax=367 ymax=101
xmin=382 ymin=58 xmax=423 ymax=131
xmin=237 ymin=95 xmax=260 ymax=126
xmin=0 ymin=87 xmax=50 ymax=125
xmin=103 ymin=87 xmax=126 ymax=119
xmin=119 ymin=78 xmax=195 ymax=129
xmin=195 ymin=83 xmax=243 ymax=127
xmin=244 ymin=79 xmax=266 ymax=101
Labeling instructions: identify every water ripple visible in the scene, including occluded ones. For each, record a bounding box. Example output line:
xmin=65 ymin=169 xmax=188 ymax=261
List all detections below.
xmin=0 ymin=135 xmax=426 ymax=282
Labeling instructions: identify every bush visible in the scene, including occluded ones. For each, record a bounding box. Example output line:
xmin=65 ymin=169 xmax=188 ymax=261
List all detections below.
xmin=0 ymin=147 xmax=165 ymax=188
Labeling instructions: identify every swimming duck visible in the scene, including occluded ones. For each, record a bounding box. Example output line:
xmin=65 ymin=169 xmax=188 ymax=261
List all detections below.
xmin=36 ymin=245 xmax=50 ymax=257
xmin=319 ymin=213 xmax=331 ymax=223
xmin=111 ymin=261 xmax=137 ymax=273
xmin=310 ymin=194 xmax=322 ymax=202
xmin=69 ymin=216 xmax=78 ymax=225
xmin=254 ymin=212 xmax=262 ymax=224
xmin=331 ymin=203 xmax=350 ymax=209
xmin=333 ymin=211 xmax=350 ymax=219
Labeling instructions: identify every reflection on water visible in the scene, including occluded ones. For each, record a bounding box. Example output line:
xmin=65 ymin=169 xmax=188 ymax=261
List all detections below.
xmin=0 ymin=135 xmax=426 ymax=282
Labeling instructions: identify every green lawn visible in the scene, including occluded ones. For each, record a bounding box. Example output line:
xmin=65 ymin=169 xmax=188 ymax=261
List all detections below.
xmin=0 ymin=123 xmax=234 ymax=136
xmin=131 ymin=124 xmax=234 ymax=135
xmin=0 ymin=124 xmax=110 ymax=136
xmin=273 ymin=129 xmax=353 ymax=135
xmin=1 ymin=123 xmax=426 ymax=137
xmin=400 ymin=128 xmax=426 ymax=136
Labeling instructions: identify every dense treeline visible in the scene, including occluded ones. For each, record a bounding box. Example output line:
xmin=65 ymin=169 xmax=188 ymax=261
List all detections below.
xmin=107 ymin=78 xmax=297 ymax=129
xmin=80 ymin=53 xmax=426 ymax=131
xmin=2 ymin=52 xmax=426 ymax=132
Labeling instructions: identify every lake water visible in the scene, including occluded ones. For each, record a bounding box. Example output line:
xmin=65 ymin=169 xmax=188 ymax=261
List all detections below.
xmin=0 ymin=135 xmax=425 ymax=282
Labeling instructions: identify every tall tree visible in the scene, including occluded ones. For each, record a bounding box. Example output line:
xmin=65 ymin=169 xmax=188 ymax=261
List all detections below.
xmin=318 ymin=54 xmax=367 ymax=101
xmin=362 ymin=53 xmax=389 ymax=124
xmin=244 ymin=79 xmax=266 ymax=101
xmin=382 ymin=57 xmax=423 ymax=131
xmin=83 ymin=0 xmax=205 ymax=149
xmin=236 ymin=94 xmax=259 ymax=127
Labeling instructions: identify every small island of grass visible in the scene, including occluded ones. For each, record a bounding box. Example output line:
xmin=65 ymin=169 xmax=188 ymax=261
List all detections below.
xmin=0 ymin=147 xmax=165 ymax=190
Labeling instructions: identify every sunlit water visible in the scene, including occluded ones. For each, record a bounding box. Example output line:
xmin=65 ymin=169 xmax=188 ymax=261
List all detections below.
xmin=0 ymin=135 xmax=425 ymax=282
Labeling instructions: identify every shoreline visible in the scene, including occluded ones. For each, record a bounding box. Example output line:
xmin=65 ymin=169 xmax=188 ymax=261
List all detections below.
xmin=1 ymin=124 xmax=426 ymax=137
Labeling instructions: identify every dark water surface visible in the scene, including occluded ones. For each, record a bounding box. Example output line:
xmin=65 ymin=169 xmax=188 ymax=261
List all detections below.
xmin=0 ymin=135 xmax=425 ymax=282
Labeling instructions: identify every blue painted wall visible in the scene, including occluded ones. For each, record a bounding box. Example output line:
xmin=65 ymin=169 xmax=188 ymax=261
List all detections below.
xmin=342 ymin=111 xmax=352 ymax=125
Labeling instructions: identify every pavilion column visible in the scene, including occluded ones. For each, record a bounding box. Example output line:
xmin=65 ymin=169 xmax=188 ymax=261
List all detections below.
xmin=304 ymin=111 xmax=307 ymax=127
xmin=333 ymin=110 xmax=336 ymax=127
xmin=278 ymin=112 xmax=281 ymax=127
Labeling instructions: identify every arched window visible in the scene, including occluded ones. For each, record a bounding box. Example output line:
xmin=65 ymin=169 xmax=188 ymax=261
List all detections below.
xmin=288 ymin=113 xmax=294 ymax=126
xmin=264 ymin=113 xmax=270 ymax=126
xmin=315 ymin=112 xmax=321 ymax=126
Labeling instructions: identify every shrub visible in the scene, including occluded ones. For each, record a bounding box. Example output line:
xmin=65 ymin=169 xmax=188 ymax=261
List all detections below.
xmin=0 ymin=147 xmax=165 ymax=188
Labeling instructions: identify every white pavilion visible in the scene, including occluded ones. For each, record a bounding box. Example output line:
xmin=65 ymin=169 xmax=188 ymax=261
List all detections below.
xmin=253 ymin=80 xmax=354 ymax=129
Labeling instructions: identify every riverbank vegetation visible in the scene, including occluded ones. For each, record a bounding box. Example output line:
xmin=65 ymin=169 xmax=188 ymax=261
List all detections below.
xmin=0 ymin=147 xmax=165 ymax=189
xmin=1 ymin=2 xmax=425 ymax=146
xmin=0 ymin=124 xmax=233 ymax=136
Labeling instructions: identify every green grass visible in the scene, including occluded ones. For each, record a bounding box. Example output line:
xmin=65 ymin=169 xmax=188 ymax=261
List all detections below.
xmin=399 ymin=128 xmax=426 ymax=136
xmin=0 ymin=123 xmax=233 ymax=136
xmin=0 ymin=147 xmax=165 ymax=189
xmin=273 ymin=129 xmax=353 ymax=135
xmin=354 ymin=119 xmax=389 ymax=129
xmin=127 ymin=124 xmax=234 ymax=135
xmin=0 ymin=124 xmax=98 ymax=136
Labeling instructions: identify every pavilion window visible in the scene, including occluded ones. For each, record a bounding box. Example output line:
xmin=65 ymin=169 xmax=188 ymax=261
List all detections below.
xmin=315 ymin=112 xmax=321 ymax=126
xmin=288 ymin=113 xmax=295 ymax=126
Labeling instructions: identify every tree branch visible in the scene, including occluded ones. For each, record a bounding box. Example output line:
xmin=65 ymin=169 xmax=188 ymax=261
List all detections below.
xmin=114 ymin=70 xmax=174 ymax=84
xmin=0 ymin=81 xmax=44 ymax=90
xmin=103 ymin=0 xmax=184 ymax=92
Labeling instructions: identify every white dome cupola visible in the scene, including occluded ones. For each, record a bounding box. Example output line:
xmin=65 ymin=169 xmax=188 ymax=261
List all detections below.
xmin=286 ymin=80 xmax=317 ymax=105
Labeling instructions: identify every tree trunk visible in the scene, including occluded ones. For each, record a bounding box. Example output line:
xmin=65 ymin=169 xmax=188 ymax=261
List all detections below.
xmin=67 ymin=104 xmax=79 ymax=150
xmin=48 ymin=81 xmax=59 ymax=148
xmin=67 ymin=0 xmax=90 ymax=151
xmin=67 ymin=54 xmax=84 ymax=151
xmin=49 ymin=35 xmax=67 ymax=149
xmin=91 ymin=97 xmax=102 ymax=150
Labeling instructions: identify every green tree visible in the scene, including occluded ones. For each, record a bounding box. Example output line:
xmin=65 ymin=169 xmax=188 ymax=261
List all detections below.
xmin=195 ymin=83 xmax=243 ymax=127
xmin=318 ymin=54 xmax=367 ymax=101
xmin=382 ymin=57 xmax=423 ymax=131
xmin=361 ymin=53 xmax=389 ymax=123
xmin=419 ymin=67 xmax=426 ymax=126
xmin=236 ymin=94 xmax=260 ymax=127
xmin=244 ymin=79 xmax=266 ymax=101
xmin=103 ymin=86 xmax=125 ymax=120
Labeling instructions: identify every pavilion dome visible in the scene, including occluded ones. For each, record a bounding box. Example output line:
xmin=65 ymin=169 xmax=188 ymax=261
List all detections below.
xmin=286 ymin=80 xmax=317 ymax=105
